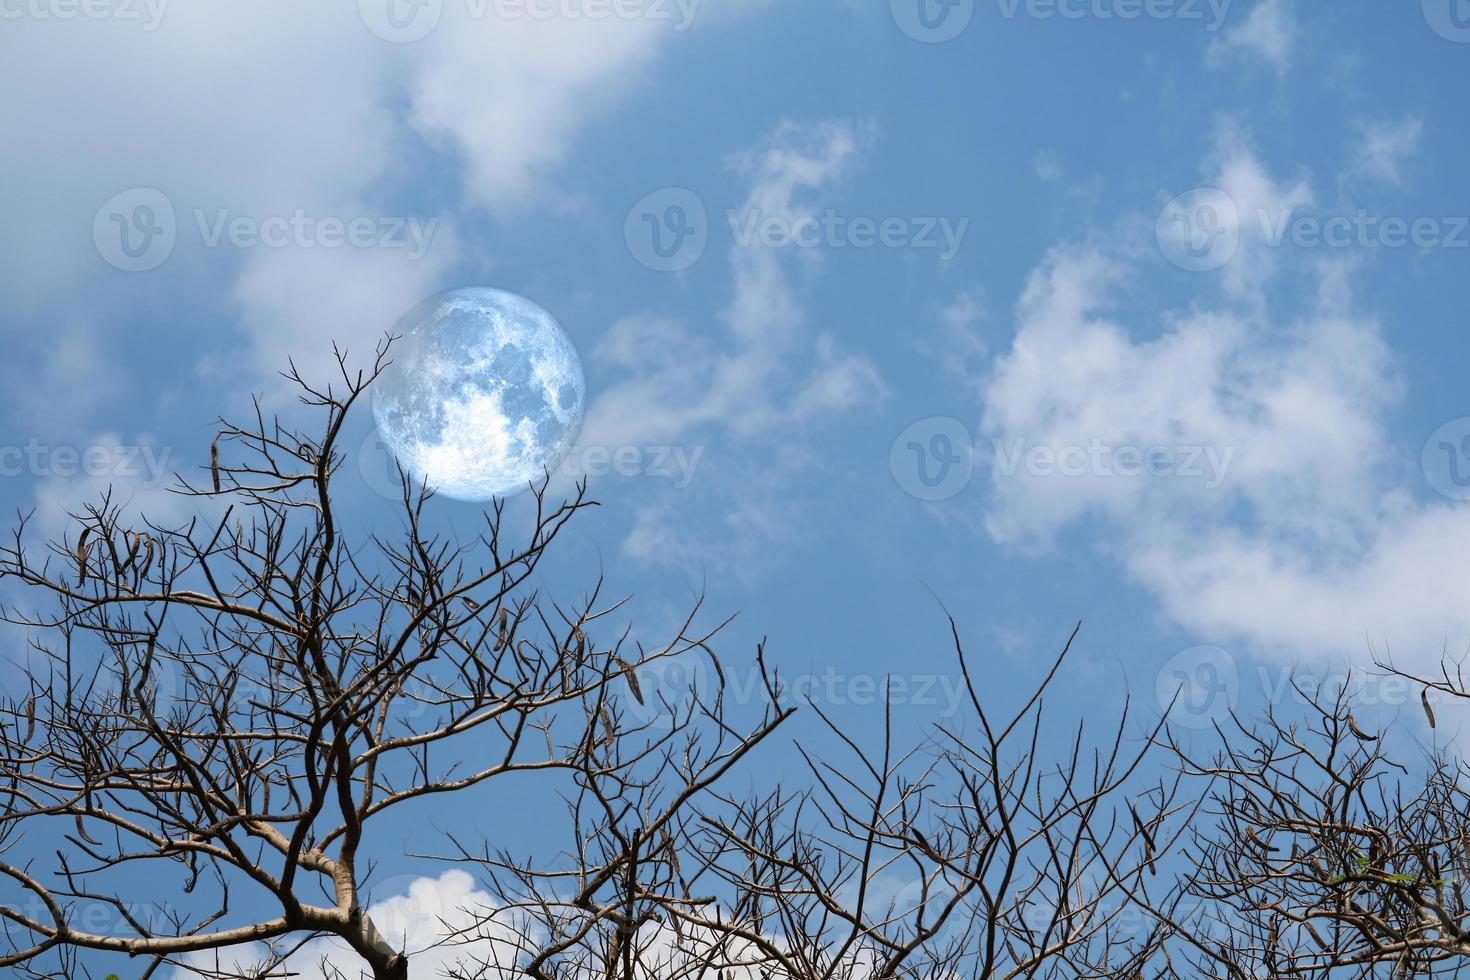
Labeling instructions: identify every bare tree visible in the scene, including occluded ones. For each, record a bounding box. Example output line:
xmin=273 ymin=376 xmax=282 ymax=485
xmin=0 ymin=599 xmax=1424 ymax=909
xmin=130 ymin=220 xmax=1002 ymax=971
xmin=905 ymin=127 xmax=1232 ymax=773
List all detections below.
xmin=688 ymin=622 xmax=1191 ymax=980
xmin=1157 ymin=668 xmax=1470 ymax=978
xmin=447 ymin=620 xmax=1194 ymax=980
xmin=0 ymin=343 xmax=784 ymax=980
xmin=430 ymin=639 xmax=794 ymax=980
xmin=20 ymin=341 xmax=1467 ymax=980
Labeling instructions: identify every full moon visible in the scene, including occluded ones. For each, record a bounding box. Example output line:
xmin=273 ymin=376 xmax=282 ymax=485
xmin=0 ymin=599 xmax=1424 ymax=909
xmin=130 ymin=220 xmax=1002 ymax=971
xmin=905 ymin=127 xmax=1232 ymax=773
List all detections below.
xmin=371 ymin=288 xmax=585 ymax=501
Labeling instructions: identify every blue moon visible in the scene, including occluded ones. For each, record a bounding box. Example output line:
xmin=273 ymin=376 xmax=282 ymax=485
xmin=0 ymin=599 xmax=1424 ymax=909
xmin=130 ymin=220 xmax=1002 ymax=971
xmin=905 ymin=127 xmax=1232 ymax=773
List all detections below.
xmin=371 ymin=288 xmax=586 ymax=501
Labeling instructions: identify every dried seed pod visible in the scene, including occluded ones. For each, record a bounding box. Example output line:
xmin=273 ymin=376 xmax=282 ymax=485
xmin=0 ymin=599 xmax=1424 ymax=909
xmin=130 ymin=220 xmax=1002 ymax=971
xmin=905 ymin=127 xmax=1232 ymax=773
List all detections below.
xmin=1130 ymin=803 xmax=1155 ymax=855
xmin=461 ymin=596 xmax=479 ymax=611
xmin=1423 ymin=689 xmax=1437 ymax=730
xmin=75 ymin=814 xmax=100 ymax=846
xmin=139 ymin=536 xmax=157 ymax=578
xmin=661 ymin=826 xmax=682 ymax=879
xmin=210 ymin=435 xmax=222 ymax=493
xmin=617 ymin=658 xmax=644 ymax=706
xmin=123 ymin=531 xmax=142 ymax=571
xmin=23 ymin=696 xmax=36 ymax=741
xmin=75 ymin=528 xmax=92 ymax=586
xmin=599 ymin=706 xmax=615 ymax=749
xmin=1347 ymin=713 xmax=1378 ymax=742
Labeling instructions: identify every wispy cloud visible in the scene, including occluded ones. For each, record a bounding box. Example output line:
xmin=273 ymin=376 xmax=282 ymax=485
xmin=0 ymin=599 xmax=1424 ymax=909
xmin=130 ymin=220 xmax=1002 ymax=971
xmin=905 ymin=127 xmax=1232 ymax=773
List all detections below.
xmin=1347 ymin=116 xmax=1424 ymax=188
xmin=580 ymin=119 xmax=887 ymax=569
xmin=585 ymin=119 xmax=882 ymax=452
xmin=1207 ymin=0 xmax=1296 ymax=74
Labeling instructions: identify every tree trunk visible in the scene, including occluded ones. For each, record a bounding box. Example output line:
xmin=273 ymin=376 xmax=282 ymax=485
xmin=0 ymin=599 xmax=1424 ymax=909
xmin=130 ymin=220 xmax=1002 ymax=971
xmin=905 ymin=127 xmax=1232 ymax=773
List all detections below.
xmin=373 ymin=953 xmax=408 ymax=980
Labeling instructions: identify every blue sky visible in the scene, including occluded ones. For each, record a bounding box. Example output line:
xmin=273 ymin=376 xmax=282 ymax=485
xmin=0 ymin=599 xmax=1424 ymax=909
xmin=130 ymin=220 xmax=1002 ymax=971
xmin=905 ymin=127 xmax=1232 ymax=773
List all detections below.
xmin=2 ymin=0 xmax=1469 ymax=974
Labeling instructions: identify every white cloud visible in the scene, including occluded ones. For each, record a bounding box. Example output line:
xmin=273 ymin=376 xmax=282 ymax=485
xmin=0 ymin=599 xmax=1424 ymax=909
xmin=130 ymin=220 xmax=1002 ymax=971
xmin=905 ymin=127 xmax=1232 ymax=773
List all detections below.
xmin=620 ymin=473 xmax=806 ymax=573
xmin=720 ymin=119 xmax=874 ymax=349
xmin=1204 ymin=118 xmax=1313 ymax=299
xmin=26 ymin=432 xmax=193 ymax=543
xmin=405 ymin=0 xmax=774 ymax=213
xmin=575 ymin=119 xmax=886 ymax=569
xmin=0 ymin=4 xmax=769 ymax=400
xmin=914 ymin=289 xmax=988 ymax=395
xmin=228 ymin=234 xmax=458 ymax=384
xmin=166 ymin=869 xmax=862 ymax=980
xmin=979 ymin=195 xmax=1470 ymax=672
xmin=791 ymin=333 xmax=887 ymax=420
xmin=407 ymin=5 xmax=670 ymax=213
xmin=1127 ymin=505 xmax=1470 ymax=662
xmin=1 ymin=320 xmax=121 ymax=433
xmin=170 ymin=871 xmax=519 ymax=980
xmin=582 ymin=119 xmax=883 ymax=454
xmin=0 ymin=6 xmax=395 ymax=310
xmin=1348 ymin=117 xmax=1424 ymax=187
xmin=1208 ymin=0 xmax=1296 ymax=73
xmin=1034 ymin=150 xmax=1064 ymax=183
